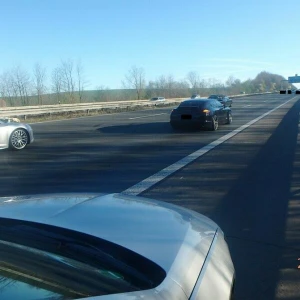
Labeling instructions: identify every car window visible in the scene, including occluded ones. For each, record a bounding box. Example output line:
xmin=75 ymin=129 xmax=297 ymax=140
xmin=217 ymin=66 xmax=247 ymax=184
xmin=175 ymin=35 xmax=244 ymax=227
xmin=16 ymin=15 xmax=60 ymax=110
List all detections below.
xmin=212 ymin=100 xmax=221 ymax=108
xmin=179 ymin=100 xmax=206 ymax=108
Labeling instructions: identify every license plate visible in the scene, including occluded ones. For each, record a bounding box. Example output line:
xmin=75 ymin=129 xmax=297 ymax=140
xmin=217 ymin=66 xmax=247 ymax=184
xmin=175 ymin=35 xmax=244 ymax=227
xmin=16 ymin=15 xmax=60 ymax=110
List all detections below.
xmin=181 ymin=114 xmax=192 ymax=120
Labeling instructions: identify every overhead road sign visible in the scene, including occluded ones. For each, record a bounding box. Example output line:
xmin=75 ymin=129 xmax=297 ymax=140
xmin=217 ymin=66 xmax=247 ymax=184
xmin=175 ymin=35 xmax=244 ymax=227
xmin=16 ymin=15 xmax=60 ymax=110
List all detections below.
xmin=288 ymin=76 xmax=300 ymax=83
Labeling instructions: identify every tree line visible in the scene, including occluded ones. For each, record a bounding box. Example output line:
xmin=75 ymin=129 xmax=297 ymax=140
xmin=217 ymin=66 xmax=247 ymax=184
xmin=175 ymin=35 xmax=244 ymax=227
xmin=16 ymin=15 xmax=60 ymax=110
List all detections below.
xmin=0 ymin=59 xmax=86 ymax=107
xmin=0 ymin=62 xmax=291 ymax=107
xmin=123 ymin=67 xmax=291 ymax=100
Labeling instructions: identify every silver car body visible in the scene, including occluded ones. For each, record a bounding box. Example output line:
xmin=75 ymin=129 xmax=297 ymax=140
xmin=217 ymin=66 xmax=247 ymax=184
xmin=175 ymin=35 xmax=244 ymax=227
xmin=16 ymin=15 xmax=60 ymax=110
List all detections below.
xmin=0 ymin=193 xmax=235 ymax=299
xmin=0 ymin=119 xmax=34 ymax=149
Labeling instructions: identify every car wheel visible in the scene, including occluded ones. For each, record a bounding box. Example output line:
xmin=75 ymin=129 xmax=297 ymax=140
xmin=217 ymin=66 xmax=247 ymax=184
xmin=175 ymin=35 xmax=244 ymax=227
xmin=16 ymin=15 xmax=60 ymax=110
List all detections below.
xmin=170 ymin=123 xmax=180 ymax=131
xmin=227 ymin=112 xmax=233 ymax=124
xmin=9 ymin=128 xmax=29 ymax=150
xmin=211 ymin=115 xmax=218 ymax=131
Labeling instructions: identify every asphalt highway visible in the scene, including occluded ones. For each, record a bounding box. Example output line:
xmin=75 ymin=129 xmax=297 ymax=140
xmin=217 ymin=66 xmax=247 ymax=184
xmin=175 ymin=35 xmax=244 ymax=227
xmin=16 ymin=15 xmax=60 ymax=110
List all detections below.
xmin=0 ymin=93 xmax=299 ymax=299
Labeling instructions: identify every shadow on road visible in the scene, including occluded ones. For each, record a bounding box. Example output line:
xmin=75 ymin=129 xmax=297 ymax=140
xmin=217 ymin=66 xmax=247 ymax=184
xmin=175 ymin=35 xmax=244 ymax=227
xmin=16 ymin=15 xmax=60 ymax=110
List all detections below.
xmin=96 ymin=121 xmax=221 ymax=135
xmin=212 ymin=100 xmax=300 ymax=299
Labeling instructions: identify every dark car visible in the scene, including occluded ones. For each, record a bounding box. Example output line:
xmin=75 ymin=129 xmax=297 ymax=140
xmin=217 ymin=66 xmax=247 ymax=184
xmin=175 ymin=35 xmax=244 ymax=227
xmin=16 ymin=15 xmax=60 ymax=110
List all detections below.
xmin=170 ymin=99 xmax=232 ymax=131
xmin=208 ymin=94 xmax=232 ymax=107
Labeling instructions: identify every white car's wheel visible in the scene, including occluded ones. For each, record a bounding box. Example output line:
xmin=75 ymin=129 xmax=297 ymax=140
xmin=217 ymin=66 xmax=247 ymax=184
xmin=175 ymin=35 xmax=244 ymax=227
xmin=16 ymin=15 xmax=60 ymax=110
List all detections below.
xmin=10 ymin=128 xmax=29 ymax=150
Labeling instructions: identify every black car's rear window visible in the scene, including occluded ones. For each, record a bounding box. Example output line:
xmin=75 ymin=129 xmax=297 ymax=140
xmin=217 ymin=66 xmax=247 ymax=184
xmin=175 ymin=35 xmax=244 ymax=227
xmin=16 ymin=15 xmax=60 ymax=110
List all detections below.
xmin=179 ymin=100 xmax=208 ymax=109
xmin=0 ymin=218 xmax=166 ymax=299
xmin=208 ymin=95 xmax=224 ymax=99
xmin=208 ymin=95 xmax=217 ymax=99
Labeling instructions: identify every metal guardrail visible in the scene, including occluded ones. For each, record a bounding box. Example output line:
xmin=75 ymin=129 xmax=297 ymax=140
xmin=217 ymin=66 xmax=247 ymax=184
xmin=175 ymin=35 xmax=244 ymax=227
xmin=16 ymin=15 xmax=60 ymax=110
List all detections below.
xmin=0 ymin=93 xmax=272 ymax=120
xmin=0 ymin=99 xmax=185 ymax=117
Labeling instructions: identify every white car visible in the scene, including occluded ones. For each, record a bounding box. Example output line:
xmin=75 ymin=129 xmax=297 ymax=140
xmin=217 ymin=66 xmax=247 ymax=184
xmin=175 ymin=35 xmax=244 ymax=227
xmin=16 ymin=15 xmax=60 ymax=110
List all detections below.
xmin=191 ymin=94 xmax=201 ymax=99
xmin=0 ymin=193 xmax=235 ymax=299
xmin=0 ymin=118 xmax=34 ymax=150
xmin=150 ymin=97 xmax=166 ymax=101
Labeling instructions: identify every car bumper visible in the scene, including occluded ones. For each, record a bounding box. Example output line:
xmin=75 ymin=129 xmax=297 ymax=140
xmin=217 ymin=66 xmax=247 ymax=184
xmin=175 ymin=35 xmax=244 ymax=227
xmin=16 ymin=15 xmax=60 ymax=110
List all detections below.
xmin=170 ymin=117 xmax=213 ymax=128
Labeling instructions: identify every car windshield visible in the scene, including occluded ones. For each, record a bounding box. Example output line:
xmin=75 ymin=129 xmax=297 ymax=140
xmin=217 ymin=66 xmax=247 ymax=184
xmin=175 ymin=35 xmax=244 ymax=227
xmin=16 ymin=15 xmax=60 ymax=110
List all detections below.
xmin=1 ymin=1 xmax=299 ymax=299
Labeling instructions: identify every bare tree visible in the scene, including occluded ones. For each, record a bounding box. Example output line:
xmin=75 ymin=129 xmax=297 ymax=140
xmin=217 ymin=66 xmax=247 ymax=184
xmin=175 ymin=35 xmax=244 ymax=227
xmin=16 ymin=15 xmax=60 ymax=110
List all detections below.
xmin=52 ymin=67 xmax=63 ymax=103
xmin=33 ymin=63 xmax=47 ymax=105
xmin=76 ymin=60 xmax=87 ymax=103
xmin=60 ymin=59 xmax=76 ymax=102
xmin=198 ymin=79 xmax=207 ymax=89
xmin=11 ymin=66 xmax=32 ymax=106
xmin=146 ymin=75 xmax=191 ymax=99
xmin=166 ymin=75 xmax=175 ymax=98
xmin=0 ymin=71 xmax=15 ymax=106
xmin=96 ymin=85 xmax=112 ymax=102
xmin=152 ymin=75 xmax=168 ymax=97
xmin=157 ymin=75 xmax=167 ymax=90
xmin=123 ymin=66 xmax=146 ymax=100
xmin=186 ymin=71 xmax=199 ymax=89
xmin=226 ymin=76 xmax=237 ymax=87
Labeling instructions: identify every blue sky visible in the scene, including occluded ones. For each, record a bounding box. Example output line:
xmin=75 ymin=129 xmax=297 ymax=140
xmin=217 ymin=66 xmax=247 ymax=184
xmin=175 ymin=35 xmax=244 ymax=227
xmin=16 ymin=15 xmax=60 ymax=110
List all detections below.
xmin=1 ymin=0 xmax=300 ymax=89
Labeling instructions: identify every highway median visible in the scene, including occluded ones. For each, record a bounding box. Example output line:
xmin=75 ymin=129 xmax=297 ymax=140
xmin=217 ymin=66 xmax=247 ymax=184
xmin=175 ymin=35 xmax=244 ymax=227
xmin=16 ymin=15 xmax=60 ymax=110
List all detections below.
xmin=0 ymin=92 xmax=272 ymax=123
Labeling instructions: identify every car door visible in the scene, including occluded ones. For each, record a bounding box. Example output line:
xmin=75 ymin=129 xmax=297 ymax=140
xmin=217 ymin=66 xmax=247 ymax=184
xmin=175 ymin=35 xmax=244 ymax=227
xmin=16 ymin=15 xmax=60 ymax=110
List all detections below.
xmin=214 ymin=100 xmax=226 ymax=123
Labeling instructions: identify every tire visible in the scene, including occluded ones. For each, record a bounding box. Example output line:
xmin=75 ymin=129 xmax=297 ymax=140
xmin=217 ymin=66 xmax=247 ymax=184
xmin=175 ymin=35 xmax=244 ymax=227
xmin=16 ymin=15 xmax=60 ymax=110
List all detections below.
xmin=211 ymin=115 xmax=218 ymax=131
xmin=227 ymin=112 xmax=233 ymax=124
xmin=9 ymin=128 xmax=29 ymax=150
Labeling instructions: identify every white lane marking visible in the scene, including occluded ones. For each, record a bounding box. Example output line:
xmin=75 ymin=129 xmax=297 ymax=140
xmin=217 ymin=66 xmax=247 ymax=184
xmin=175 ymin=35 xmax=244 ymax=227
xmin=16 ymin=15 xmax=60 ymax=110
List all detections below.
xmin=122 ymin=96 xmax=297 ymax=196
xmin=129 ymin=113 xmax=167 ymax=120
xmin=243 ymin=104 xmax=251 ymax=107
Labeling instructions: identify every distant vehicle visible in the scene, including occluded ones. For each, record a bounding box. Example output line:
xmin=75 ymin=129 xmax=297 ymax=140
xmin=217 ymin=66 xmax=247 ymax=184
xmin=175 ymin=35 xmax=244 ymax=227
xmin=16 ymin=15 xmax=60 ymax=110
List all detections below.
xmin=0 ymin=192 xmax=235 ymax=300
xmin=191 ymin=94 xmax=201 ymax=99
xmin=170 ymin=98 xmax=232 ymax=131
xmin=208 ymin=94 xmax=232 ymax=107
xmin=0 ymin=118 xmax=34 ymax=150
xmin=150 ymin=97 xmax=165 ymax=101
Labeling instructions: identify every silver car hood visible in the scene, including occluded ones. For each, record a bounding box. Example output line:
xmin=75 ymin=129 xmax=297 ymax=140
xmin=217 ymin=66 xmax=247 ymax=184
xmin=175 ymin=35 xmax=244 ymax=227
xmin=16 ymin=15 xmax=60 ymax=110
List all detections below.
xmin=0 ymin=193 xmax=219 ymax=299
